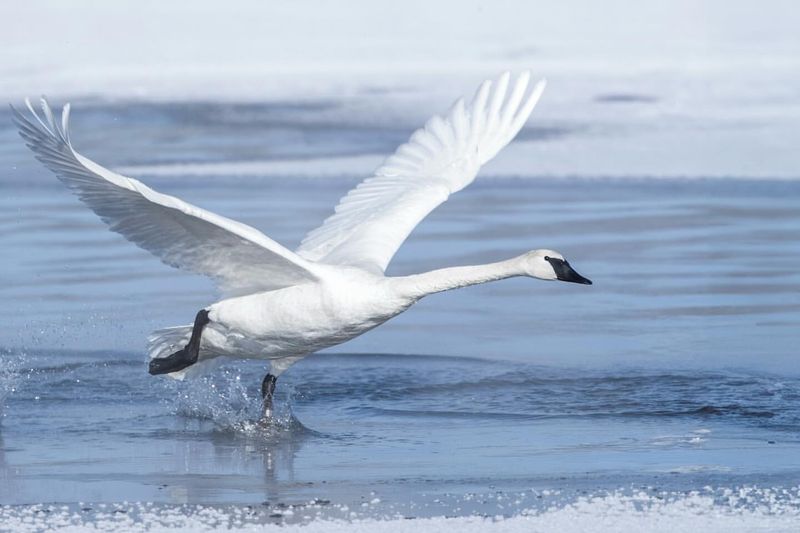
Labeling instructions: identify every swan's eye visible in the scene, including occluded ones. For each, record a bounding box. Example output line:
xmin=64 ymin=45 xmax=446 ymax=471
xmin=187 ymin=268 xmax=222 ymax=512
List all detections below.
xmin=544 ymin=256 xmax=550 ymax=261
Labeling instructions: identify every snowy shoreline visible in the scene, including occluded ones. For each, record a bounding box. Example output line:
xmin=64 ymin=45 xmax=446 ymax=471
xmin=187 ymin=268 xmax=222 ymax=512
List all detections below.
xmin=3 ymin=1 xmax=799 ymax=179
xmin=3 ymin=487 xmax=800 ymax=532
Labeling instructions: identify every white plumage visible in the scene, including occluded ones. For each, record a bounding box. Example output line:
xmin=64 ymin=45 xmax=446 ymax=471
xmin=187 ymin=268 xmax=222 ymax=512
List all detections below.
xmin=13 ymin=98 xmax=320 ymax=298
xmin=297 ymin=71 xmax=545 ymax=273
xmin=14 ymin=72 xmax=591 ymax=407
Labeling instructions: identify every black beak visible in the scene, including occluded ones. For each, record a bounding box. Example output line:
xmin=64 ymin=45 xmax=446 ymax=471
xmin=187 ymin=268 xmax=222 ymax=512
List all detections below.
xmin=545 ymin=257 xmax=592 ymax=285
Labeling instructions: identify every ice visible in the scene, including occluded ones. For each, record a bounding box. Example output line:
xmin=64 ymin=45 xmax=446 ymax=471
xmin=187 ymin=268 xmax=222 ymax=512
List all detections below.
xmin=1 ymin=488 xmax=799 ymax=532
xmin=2 ymin=0 xmax=799 ymax=178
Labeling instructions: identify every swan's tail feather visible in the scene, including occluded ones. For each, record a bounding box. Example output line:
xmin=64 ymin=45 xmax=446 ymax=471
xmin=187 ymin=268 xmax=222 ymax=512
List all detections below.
xmin=147 ymin=326 xmax=222 ymax=380
xmin=148 ymin=325 xmax=191 ymax=359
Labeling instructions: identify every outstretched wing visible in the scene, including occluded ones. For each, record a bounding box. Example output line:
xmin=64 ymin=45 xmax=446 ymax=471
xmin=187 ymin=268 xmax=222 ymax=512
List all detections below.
xmin=13 ymin=99 xmax=319 ymax=297
xmin=296 ymin=71 xmax=545 ymax=273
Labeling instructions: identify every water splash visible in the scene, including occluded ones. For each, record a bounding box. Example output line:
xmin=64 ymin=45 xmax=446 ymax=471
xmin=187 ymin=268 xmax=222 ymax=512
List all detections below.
xmin=0 ymin=347 xmax=24 ymax=416
xmin=165 ymin=364 xmax=305 ymax=435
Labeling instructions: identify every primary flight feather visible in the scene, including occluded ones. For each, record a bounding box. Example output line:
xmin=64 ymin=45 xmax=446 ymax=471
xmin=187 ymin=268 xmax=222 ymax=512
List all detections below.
xmin=297 ymin=71 xmax=546 ymax=273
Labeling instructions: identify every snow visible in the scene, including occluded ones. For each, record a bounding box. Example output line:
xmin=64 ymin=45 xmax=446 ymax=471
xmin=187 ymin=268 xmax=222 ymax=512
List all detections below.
xmin=2 ymin=0 xmax=799 ymax=102
xmin=2 ymin=488 xmax=799 ymax=532
xmin=3 ymin=0 xmax=800 ymax=178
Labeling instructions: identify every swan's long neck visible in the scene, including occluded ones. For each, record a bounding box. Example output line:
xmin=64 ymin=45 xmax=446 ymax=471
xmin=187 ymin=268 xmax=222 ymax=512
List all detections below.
xmin=393 ymin=257 xmax=525 ymax=300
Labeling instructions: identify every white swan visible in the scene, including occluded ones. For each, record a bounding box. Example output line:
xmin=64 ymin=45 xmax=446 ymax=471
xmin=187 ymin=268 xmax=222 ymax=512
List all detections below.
xmin=13 ymin=72 xmax=591 ymax=420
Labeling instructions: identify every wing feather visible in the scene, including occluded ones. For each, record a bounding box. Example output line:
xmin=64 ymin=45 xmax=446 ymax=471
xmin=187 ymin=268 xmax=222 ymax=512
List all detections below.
xmin=297 ymin=72 xmax=546 ymax=273
xmin=13 ymin=99 xmax=319 ymax=297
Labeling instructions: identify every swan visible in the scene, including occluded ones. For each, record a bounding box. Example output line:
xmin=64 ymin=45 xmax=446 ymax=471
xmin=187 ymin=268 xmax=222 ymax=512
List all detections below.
xmin=13 ymin=72 xmax=592 ymax=420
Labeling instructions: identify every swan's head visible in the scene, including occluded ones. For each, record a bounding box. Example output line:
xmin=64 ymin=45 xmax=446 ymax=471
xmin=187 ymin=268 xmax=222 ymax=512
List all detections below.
xmin=522 ymin=250 xmax=592 ymax=285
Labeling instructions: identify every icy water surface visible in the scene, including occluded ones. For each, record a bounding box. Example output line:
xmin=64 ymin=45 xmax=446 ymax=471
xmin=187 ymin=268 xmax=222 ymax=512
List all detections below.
xmin=1 ymin=102 xmax=799 ymax=528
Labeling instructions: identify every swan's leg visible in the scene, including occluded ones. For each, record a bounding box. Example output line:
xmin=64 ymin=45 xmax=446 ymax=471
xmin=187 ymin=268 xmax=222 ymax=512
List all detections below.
xmin=149 ymin=309 xmax=210 ymax=375
xmin=260 ymin=373 xmax=278 ymax=421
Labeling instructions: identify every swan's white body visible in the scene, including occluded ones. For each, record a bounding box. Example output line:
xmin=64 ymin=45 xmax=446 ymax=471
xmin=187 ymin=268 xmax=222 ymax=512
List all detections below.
xmin=200 ymin=256 xmax=544 ymax=376
xmin=14 ymin=72 xmax=589 ymax=381
xmin=203 ymin=267 xmax=413 ymax=375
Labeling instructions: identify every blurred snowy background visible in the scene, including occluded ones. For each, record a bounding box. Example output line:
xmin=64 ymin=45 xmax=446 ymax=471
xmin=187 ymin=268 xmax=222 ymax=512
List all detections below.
xmin=2 ymin=0 xmax=799 ymax=178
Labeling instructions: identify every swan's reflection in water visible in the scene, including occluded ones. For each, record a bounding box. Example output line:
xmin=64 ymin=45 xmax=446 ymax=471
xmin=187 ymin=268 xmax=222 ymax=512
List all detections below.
xmin=0 ymin=433 xmax=20 ymax=502
xmin=165 ymin=411 xmax=316 ymax=505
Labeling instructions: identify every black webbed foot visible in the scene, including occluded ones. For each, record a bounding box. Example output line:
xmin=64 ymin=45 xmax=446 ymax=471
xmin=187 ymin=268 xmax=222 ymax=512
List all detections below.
xmin=148 ymin=309 xmax=210 ymax=375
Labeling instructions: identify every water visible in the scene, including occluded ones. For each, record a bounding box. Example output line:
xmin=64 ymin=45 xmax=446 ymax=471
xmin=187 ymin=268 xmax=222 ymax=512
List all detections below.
xmin=1 ymin=101 xmax=800 ymax=529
